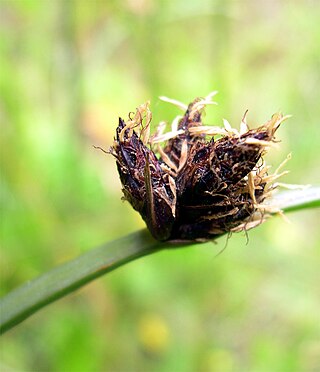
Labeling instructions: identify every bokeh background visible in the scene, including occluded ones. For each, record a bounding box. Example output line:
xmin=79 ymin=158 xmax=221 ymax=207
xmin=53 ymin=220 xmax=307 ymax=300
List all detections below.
xmin=1 ymin=0 xmax=320 ymax=371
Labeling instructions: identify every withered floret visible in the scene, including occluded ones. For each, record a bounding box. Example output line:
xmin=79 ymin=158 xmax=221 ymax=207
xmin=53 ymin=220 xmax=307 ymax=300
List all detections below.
xmin=110 ymin=94 xmax=290 ymax=242
xmin=112 ymin=118 xmax=176 ymax=240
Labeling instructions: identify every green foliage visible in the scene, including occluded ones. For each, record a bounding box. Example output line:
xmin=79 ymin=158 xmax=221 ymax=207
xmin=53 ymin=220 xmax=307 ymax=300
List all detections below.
xmin=1 ymin=1 xmax=320 ymax=371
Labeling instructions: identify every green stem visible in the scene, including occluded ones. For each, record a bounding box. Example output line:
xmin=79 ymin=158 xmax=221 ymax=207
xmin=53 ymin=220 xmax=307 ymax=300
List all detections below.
xmin=0 ymin=230 xmax=164 ymax=334
xmin=269 ymin=186 xmax=320 ymax=212
xmin=1 ymin=187 xmax=319 ymax=334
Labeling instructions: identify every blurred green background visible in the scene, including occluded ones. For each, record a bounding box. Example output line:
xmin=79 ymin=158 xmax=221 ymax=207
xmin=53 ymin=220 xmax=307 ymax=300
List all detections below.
xmin=1 ymin=0 xmax=320 ymax=371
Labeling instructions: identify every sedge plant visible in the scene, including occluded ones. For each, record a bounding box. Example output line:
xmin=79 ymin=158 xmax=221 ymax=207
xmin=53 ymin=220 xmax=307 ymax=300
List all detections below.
xmin=1 ymin=93 xmax=319 ymax=334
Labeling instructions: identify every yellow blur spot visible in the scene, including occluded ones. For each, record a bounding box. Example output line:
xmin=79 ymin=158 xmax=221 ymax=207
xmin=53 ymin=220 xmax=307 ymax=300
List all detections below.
xmin=137 ymin=314 xmax=170 ymax=354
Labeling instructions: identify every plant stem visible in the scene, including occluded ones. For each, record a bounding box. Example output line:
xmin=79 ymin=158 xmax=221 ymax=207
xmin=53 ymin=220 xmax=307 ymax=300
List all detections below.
xmin=0 ymin=229 xmax=164 ymax=334
xmin=270 ymin=186 xmax=320 ymax=212
xmin=1 ymin=187 xmax=319 ymax=334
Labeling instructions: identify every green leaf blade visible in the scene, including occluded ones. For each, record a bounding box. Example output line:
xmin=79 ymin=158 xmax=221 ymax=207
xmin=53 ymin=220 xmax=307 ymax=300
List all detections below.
xmin=1 ymin=187 xmax=319 ymax=334
xmin=0 ymin=229 xmax=162 ymax=334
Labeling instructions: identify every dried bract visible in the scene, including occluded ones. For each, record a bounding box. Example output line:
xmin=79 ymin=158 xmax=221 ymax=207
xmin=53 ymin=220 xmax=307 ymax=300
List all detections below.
xmin=110 ymin=94 xmax=290 ymax=241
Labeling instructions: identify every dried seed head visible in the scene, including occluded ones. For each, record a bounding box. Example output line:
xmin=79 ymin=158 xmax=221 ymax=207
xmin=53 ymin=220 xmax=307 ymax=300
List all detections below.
xmin=109 ymin=94 xmax=290 ymax=242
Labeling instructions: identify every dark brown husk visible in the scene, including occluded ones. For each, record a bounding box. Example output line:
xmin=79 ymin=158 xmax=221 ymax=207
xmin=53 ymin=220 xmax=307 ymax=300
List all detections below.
xmin=110 ymin=95 xmax=289 ymax=242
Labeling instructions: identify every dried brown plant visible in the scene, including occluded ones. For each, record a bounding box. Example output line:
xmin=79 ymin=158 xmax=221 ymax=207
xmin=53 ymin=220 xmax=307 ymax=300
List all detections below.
xmin=110 ymin=93 xmax=290 ymax=242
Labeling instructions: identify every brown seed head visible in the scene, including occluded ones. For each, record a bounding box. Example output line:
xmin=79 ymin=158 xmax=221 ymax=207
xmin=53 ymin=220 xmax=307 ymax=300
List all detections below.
xmin=110 ymin=94 xmax=290 ymax=241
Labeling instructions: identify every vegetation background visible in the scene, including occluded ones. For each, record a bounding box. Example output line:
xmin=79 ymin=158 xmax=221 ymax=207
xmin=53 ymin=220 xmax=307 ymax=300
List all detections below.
xmin=1 ymin=0 xmax=319 ymax=371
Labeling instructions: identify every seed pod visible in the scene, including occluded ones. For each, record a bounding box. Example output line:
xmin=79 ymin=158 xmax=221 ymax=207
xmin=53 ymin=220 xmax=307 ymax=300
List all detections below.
xmin=109 ymin=95 xmax=289 ymax=242
xmin=111 ymin=112 xmax=176 ymax=241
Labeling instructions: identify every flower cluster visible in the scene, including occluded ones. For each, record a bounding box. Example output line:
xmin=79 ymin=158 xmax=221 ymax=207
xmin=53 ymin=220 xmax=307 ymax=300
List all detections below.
xmin=110 ymin=93 xmax=290 ymax=241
